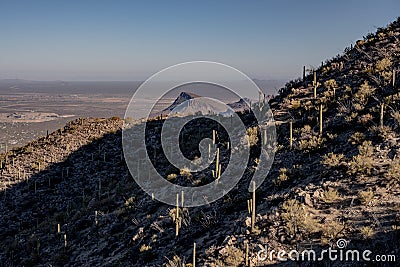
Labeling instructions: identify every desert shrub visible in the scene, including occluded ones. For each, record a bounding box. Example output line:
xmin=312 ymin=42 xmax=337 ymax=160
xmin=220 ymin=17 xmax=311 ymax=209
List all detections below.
xmin=281 ymin=199 xmax=318 ymax=237
xmin=322 ymin=153 xmax=344 ymax=169
xmin=345 ymin=112 xmax=358 ymax=123
xmin=347 ymin=141 xmax=375 ymax=176
xmin=356 ymin=39 xmax=365 ymax=46
xmin=164 ymin=255 xmax=186 ymax=267
xmin=321 ymin=188 xmax=341 ymax=203
xmin=124 ymin=196 xmax=135 ymax=209
xmin=327 ymin=133 xmax=338 ymax=140
xmin=360 ymin=226 xmax=374 ymax=239
xmin=300 ymin=125 xmax=313 ymax=138
xmin=179 ymin=167 xmax=192 ymax=178
xmin=220 ymin=246 xmax=245 ymax=266
xmin=322 ymin=89 xmax=335 ymax=100
xmin=273 ymin=168 xmax=290 ymax=186
xmin=385 ymin=158 xmax=400 ymax=183
xmin=391 ymin=111 xmax=400 ymax=126
xmin=358 ymin=113 xmax=373 ymax=124
xmin=139 ymin=244 xmax=152 ymax=252
xmin=358 ymin=190 xmax=374 ymax=205
xmin=299 ymin=136 xmax=325 ymax=152
xmin=290 ymin=99 xmax=301 ymax=109
xmin=370 ymin=125 xmax=393 ymax=139
xmin=245 ymin=126 xmax=259 ymax=147
xmin=324 ymin=79 xmax=338 ymax=90
xmin=210 ymin=260 xmax=225 ymax=267
xmin=349 ymin=132 xmax=366 ymax=145
xmin=353 ymin=103 xmax=365 ymax=111
xmin=304 ymin=100 xmax=314 ymax=111
xmin=354 ymin=81 xmax=375 ymax=106
xmin=167 ymin=173 xmax=177 ymax=181
xmin=375 ymin=57 xmax=392 ymax=72
xmin=320 ymin=219 xmax=344 ymax=242
xmin=297 ymin=125 xmax=326 ymax=152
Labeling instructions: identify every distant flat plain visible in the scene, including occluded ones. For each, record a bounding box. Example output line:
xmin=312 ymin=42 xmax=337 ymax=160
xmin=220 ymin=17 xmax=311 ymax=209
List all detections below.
xmin=0 ymin=79 xmax=283 ymax=153
xmin=0 ymin=80 xmax=142 ymax=152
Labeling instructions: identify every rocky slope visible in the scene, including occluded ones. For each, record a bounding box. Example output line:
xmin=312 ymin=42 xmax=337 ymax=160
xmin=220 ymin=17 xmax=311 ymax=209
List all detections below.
xmin=1 ymin=18 xmax=400 ymax=266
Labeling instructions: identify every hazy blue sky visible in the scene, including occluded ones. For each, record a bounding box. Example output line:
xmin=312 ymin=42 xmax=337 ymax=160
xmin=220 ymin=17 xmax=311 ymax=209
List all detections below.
xmin=0 ymin=0 xmax=399 ymax=81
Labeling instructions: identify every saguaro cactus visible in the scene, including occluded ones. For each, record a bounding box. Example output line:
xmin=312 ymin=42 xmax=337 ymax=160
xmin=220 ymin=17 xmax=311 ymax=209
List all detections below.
xmin=380 ymin=103 xmax=385 ymax=128
xmin=212 ymin=130 xmax=216 ymax=145
xmin=175 ymin=193 xmax=180 ymax=237
xmin=313 ymin=71 xmax=317 ymax=98
xmin=95 ymin=211 xmax=99 ymax=225
xmin=249 ymin=181 xmax=256 ymax=233
xmin=393 ymin=69 xmax=396 ymax=88
xmin=289 ymin=121 xmax=293 ymax=149
xmin=214 ymin=148 xmax=220 ymax=179
xmin=64 ymin=234 xmax=67 ymax=248
xmin=193 ymin=242 xmax=196 ymax=267
xmin=319 ymin=104 xmax=323 ymax=135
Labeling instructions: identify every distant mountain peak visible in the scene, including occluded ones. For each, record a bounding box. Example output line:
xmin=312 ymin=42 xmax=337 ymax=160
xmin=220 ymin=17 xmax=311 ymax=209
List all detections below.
xmin=178 ymin=91 xmax=200 ymax=99
xmin=167 ymin=92 xmax=200 ymax=111
xmin=174 ymin=91 xmax=200 ymax=103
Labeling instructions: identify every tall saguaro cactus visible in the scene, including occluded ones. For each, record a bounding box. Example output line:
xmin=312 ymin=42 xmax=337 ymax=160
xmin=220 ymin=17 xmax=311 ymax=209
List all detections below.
xmin=214 ymin=147 xmax=220 ymax=179
xmin=289 ymin=121 xmax=293 ymax=149
xmin=212 ymin=130 xmax=216 ymax=145
xmin=319 ymin=104 xmax=323 ymax=135
xmin=313 ymin=71 xmax=318 ymax=98
xmin=251 ymin=181 xmax=256 ymax=232
xmin=175 ymin=193 xmax=180 ymax=237
xmin=193 ymin=242 xmax=196 ymax=267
